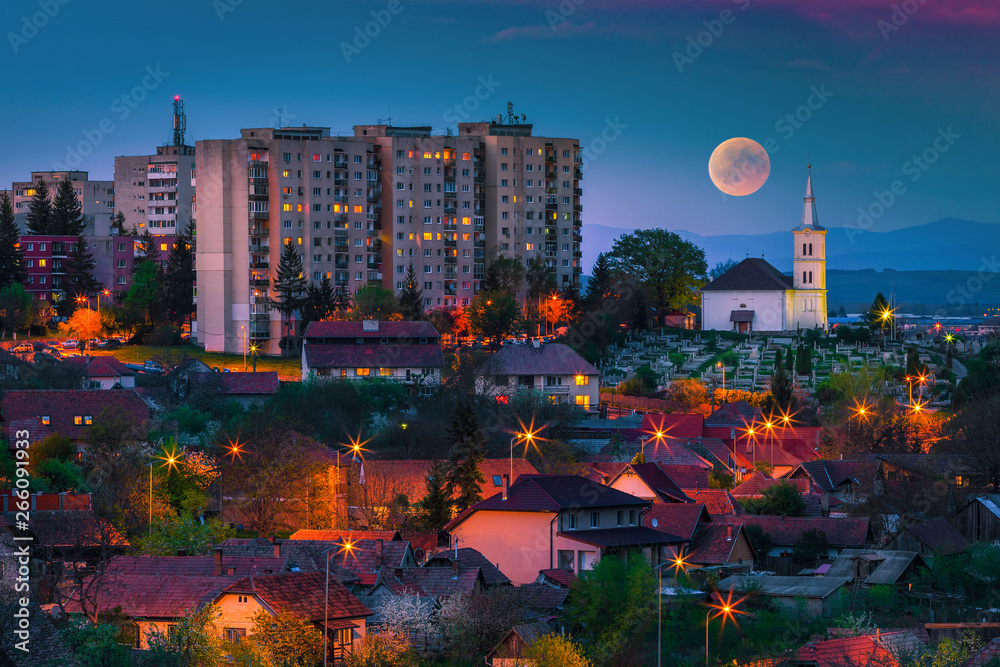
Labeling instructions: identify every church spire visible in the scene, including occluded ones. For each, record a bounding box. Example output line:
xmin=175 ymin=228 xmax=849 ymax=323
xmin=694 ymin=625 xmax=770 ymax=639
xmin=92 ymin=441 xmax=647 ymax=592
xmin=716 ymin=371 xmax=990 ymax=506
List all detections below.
xmin=795 ymin=162 xmax=824 ymax=231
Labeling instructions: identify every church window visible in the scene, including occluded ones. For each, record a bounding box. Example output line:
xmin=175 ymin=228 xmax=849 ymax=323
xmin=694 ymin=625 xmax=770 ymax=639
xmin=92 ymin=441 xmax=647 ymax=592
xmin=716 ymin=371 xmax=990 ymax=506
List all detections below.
xmin=809 ymin=271 xmax=813 ymax=283
xmin=803 ymin=271 xmax=807 ymax=284
xmin=808 ymin=243 xmax=813 ymax=255
xmin=803 ymin=243 xmax=807 ymax=256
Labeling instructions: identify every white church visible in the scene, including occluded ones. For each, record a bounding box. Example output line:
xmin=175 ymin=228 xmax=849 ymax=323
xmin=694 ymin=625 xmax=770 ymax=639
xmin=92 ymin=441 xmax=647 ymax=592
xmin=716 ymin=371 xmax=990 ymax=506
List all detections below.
xmin=701 ymin=169 xmax=828 ymax=333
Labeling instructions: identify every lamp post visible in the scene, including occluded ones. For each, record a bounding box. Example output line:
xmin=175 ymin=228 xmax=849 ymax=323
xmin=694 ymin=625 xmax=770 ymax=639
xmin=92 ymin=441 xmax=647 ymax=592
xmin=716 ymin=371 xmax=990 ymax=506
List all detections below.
xmin=510 ymin=431 xmax=534 ymax=486
xmin=716 ymin=361 xmax=725 ymax=392
xmin=705 ymin=594 xmax=741 ymax=667
xmin=655 ymin=552 xmax=689 ymax=667
xmin=240 ymin=325 xmax=248 ymax=371
xmin=325 ymin=540 xmax=355 ymax=665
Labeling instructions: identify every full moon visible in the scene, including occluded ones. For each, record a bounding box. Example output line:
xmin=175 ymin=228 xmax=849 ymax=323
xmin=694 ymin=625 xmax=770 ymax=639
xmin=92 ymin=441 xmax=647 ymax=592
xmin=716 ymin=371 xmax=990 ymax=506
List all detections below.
xmin=708 ymin=137 xmax=770 ymax=196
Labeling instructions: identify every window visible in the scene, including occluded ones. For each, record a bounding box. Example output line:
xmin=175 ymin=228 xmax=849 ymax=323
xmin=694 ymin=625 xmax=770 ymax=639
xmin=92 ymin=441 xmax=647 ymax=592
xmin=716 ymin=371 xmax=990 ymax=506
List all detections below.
xmin=629 ymin=509 xmax=636 ymax=526
xmin=575 ymin=375 xmax=589 ymax=386
xmin=492 ymin=475 xmax=503 ymax=487
xmin=590 ymin=512 xmax=600 ymax=528
xmin=576 ymin=395 xmax=590 ymax=409
xmin=955 ymin=476 xmax=963 ymax=486
xmin=356 ymin=368 xmax=371 ymax=377
xmin=337 ymin=628 xmax=353 ymax=645
xmin=40 ymin=415 xmax=50 ymax=425
xmin=617 ymin=511 xmax=623 ymax=527
xmin=558 ymin=550 xmax=574 ymax=570
xmin=568 ymin=513 xmax=577 ymax=529
xmin=225 ymin=628 xmax=246 ymax=643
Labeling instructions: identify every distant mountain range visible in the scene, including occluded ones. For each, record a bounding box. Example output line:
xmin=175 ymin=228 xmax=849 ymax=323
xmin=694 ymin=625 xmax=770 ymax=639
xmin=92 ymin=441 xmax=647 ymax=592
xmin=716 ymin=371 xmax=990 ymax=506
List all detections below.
xmin=582 ymin=218 xmax=999 ymax=273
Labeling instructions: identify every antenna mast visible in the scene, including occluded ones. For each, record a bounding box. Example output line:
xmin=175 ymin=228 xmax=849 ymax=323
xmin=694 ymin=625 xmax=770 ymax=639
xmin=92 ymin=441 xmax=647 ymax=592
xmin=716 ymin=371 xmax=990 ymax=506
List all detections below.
xmin=172 ymin=95 xmax=187 ymax=146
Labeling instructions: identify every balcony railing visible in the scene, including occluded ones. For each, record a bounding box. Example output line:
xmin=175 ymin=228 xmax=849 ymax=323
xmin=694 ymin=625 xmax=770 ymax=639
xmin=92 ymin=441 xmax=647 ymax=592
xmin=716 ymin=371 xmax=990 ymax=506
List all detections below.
xmin=250 ymin=228 xmax=269 ymax=237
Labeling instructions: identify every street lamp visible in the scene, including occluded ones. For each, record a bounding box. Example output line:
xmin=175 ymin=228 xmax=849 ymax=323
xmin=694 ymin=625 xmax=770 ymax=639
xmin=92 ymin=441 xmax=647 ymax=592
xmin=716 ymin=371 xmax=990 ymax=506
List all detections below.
xmin=240 ymin=325 xmax=248 ymax=371
xmin=716 ymin=361 xmax=725 ymax=392
xmin=705 ymin=591 xmax=743 ymax=666
xmin=655 ymin=552 xmax=689 ymax=667
xmin=510 ymin=427 xmax=539 ymax=486
xmin=325 ymin=539 xmax=356 ymax=664
xmin=150 ymin=446 xmax=181 ymax=534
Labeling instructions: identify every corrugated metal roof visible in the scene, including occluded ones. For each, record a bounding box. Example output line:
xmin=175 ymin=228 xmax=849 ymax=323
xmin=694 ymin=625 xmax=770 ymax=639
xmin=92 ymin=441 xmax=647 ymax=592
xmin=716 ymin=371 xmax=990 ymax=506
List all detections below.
xmin=824 ymin=549 xmax=922 ymax=585
xmin=716 ymin=574 xmax=850 ymax=599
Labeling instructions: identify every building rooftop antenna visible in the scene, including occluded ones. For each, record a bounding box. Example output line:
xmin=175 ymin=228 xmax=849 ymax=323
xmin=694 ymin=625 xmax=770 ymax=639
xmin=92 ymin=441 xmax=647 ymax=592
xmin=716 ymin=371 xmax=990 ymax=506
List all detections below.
xmin=172 ymin=95 xmax=186 ymax=146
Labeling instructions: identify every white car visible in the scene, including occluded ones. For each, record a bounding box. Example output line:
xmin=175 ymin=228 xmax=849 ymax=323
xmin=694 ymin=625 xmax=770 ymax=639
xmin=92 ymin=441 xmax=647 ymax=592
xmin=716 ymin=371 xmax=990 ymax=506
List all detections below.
xmin=62 ymin=339 xmax=79 ymax=349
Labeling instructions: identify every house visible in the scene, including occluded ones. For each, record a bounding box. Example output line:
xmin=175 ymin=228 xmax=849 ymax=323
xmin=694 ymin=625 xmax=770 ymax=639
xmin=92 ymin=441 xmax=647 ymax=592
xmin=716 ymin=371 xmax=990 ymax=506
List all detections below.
xmin=328 ymin=539 xmax=419 ymax=587
xmin=885 ymin=517 xmax=969 ymax=557
xmin=424 ymin=547 xmax=511 ymax=587
xmin=606 ymin=462 xmax=693 ymax=503
xmin=475 ymin=342 xmax=599 ymax=411
xmin=684 ymin=523 xmax=755 ymax=572
xmin=877 ymin=454 xmax=972 ymax=489
xmin=486 ymin=621 xmax=553 ymax=667
xmin=392 ymin=562 xmax=488 ymax=598
xmin=952 ymin=495 xmax=1000 ymax=544
xmin=715 ymin=575 xmax=850 ymax=617
xmin=301 ymin=320 xmax=444 ymax=391
xmin=1 ymin=389 xmax=151 ymax=446
xmin=191 ymin=371 xmax=279 ymax=406
xmin=787 ymin=631 xmax=923 ymax=666
xmin=823 ymin=549 xmax=926 ymax=586
xmin=732 ymin=473 xmax=834 ymax=518
xmin=105 ymin=552 xmax=286 ymax=578
xmin=445 ymin=474 xmax=684 ymax=584
xmin=682 ymin=489 xmax=746 ymax=516
xmin=64 ymin=356 xmax=136 ymax=389
xmin=784 ymin=459 xmax=880 ymax=504
xmin=217 ymin=538 xmax=361 ymax=581
xmin=167 ymin=356 xmax=213 ymax=398
xmin=712 ymin=515 xmax=870 ymax=560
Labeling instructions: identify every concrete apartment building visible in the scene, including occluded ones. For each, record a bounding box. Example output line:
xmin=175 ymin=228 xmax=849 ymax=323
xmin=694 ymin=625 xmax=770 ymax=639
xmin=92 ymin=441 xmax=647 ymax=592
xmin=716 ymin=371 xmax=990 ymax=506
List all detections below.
xmin=195 ymin=116 xmax=581 ymax=355
xmin=10 ymin=171 xmax=115 ymax=236
xmin=114 ymin=97 xmax=196 ymax=235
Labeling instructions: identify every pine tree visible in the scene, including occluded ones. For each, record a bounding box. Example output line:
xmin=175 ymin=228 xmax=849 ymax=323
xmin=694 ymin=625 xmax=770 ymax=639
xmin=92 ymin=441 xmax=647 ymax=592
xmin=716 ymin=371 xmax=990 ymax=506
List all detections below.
xmin=584 ymin=252 xmax=615 ymax=306
xmin=112 ymin=211 xmax=128 ymax=235
xmin=301 ymin=276 xmax=337 ymax=328
xmin=767 ymin=363 xmax=796 ymax=414
xmin=25 ymin=179 xmax=52 ymax=234
xmin=269 ymin=240 xmax=307 ymax=356
xmin=445 ymin=401 xmax=487 ymax=511
xmin=785 ymin=346 xmax=794 ymax=373
xmin=138 ymin=229 xmax=161 ymax=269
xmin=161 ymin=223 xmax=195 ymax=325
xmin=0 ymin=193 xmax=26 ymax=289
xmin=417 ymin=461 xmax=454 ymax=531
xmin=774 ymin=347 xmax=783 ymax=370
xmin=397 ymin=263 xmax=424 ymax=321
xmin=63 ymin=236 xmax=101 ymax=307
xmin=51 ymin=179 xmax=86 ymax=235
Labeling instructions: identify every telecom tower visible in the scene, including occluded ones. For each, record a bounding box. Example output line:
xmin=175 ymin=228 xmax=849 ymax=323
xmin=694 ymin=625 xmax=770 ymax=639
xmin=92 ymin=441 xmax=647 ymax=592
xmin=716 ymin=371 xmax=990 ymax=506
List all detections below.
xmin=172 ymin=95 xmax=187 ymax=147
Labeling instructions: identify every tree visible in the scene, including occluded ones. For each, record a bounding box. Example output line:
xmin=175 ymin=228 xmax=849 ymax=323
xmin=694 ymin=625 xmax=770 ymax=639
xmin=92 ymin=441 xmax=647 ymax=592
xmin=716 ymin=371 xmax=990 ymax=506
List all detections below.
xmin=301 ymin=276 xmax=338 ymax=328
xmin=397 ymin=263 xmax=424 ymax=321
xmin=744 ymin=524 xmax=773 ymax=563
xmin=63 ymin=236 xmax=101 ymax=305
xmin=526 ymin=634 xmax=591 ymax=667
xmin=351 ymin=284 xmax=399 ymax=321
xmin=741 ymin=481 xmax=805 ymax=516
xmin=25 ymin=178 xmax=52 ymax=234
xmin=137 ymin=228 xmax=161 ymax=269
xmin=162 ymin=223 xmax=195 ymax=325
xmin=145 ymin=603 xmax=223 ymax=666
xmin=51 ymin=178 xmax=87 ymax=235
xmin=584 ymin=252 xmax=616 ymax=307
xmin=766 ymin=363 xmax=796 ymax=415
xmin=709 ymin=258 xmax=739 ymax=280
xmin=466 ymin=291 xmax=522 ymax=347
xmin=665 ymin=378 xmax=707 ymax=412
xmin=941 ymin=394 xmax=1000 ymax=491
xmin=774 ymin=347 xmax=783 ymax=370
xmin=606 ymin=229 xmax=708 ymax=324
xmin=134 ymin=514 xmax=233 ymax=557
xmin=480 ymin=254 xmax=525 ymax=297
xmin=791 ymin=529 xmax=829 ymax=563
xmin=112 ymin=210 xmax=128 ymax=235
xmin=795 ymin=345 xmax=812 ymax=376
xmin=0 ymin=192 xmax=26 ymax=289
xmin=270 ymin=240 xmax=307 ymax=356
xmin=60 ymin=306 xmax=102 ymax=344
xmin=866 ymin=292 xmax=894 ymax=334
xmin=415 ymin=461 xmax=453 ymax=531
xmin=345 ymin=633 xmax=418 ymax=667
xmin=0 ymin=283 xmax=34 ymax=338
xmin=438 ymin=588 xmax=532 ymax=661
xmin=785 ymin=345 xmax=794 ymax=373
xmin=540 ymin=294 xmax=573 ymax=334
xmin=526 ymin=256 xmax=557 ymax=302
xmin=243 ymin=609 xmax=322 ymax=667
xmin=123 ymin=260 xmax=162 ymax=326
xmin=445 ymin=401 xmax=487 ymax=511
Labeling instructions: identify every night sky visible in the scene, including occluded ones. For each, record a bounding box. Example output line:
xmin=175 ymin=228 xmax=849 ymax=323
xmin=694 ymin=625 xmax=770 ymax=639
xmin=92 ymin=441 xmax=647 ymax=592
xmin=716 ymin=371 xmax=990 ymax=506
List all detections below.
xmin=1 ymin=0 xmax=996 ymax=248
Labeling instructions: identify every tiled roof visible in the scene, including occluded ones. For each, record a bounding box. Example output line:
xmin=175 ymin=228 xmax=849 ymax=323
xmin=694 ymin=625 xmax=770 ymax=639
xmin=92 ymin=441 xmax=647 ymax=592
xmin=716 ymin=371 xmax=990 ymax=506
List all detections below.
xmin=646 ymin=503 xmax=710 ymax=542
xmin=350 ymin=458 xmax=537 ymax=505
xmin=964 ymin=637 xmax=1000 ymax=667
xmin=706 ymin=401 xmax=762 ymax=427
xmin=903 ymin=517 xmax=969 ymax=555
xmin=713 ymin=515 xmax=869 ymax=548
xmin=643 ymin=440 xmax=713 ymax=468
xmin=289 ymin=529 xmax=401 ymax=542
xmin=687 ymin=523 xmax=748 ymax=565
xmin=641 ymin=413 xmax=704 ymax=440
xmin=65 ymin=355 xmax=135 ymax=378
xmin=302 ymin=320 xmax=440 ymax=340
xmin=426 ymin=547 xmax=511 ymax=586
xmin=615 ymin=463 xmax=692 ymax=503
xmin=329 ymin=540 xmax=414 ymax=586
xmin=304 ymin=343 xmax=444 ymax=370
xmin=517 ymin=584 xmax=568 ymax=610
xmin=218 ymin=538 xmax=359 ymax=581
xmin=2 ymin=389 xmax=150 ymax=442
xmin=793 ymin=632 xmax=916 ymax=667
xmin=582 ymin=461 xmax=629 ymax=484
xmin=63 ymin=574 xmax=229 ymax=618
xmin=393 ymin=566 xmax=484 ymax=597
xmin=537 ymin=568 xmax=577 ymax=588
xmin=682 ymin=489 xmax=746 ymax=516
xmin=825 ymin=549 xmax=924 ymax=585
xmin=204 ymin=371 xmax=280 ymax=395
xmin=656 ymin=465 xmax=710 ymax=490
xmin=224 ymin=571 xmax=371 ymax=622
xmin=476 ymin=343 xmax=599 ymax=377
xmin=732 ymin=472 xmax=811 ymax=497
xmin=877 ymin=454 xmax=971 ymax=478
xmin=558 ymin=527 xmax=684 ymax=548
xmin=701 ymin=258 xmax=793 ymax=292
xmin=794 ymin=459 xmax=880 ymax=493
xmin=106 ymin=555 xmax=285 ymax=577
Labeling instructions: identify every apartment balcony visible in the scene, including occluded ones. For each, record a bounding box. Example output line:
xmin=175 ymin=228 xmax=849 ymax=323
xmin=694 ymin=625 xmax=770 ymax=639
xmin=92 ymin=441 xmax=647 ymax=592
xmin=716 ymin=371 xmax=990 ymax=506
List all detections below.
xmin=367 ymin=261 xmax=380 ymax=269
xmin=334 ymin=243 xmax=349 ymax=251
xmin=334 ymin=196 xmax=348 ymax=203
xmin=367 ymin=194 xmax=381 ymax=203
xmin=574 ymin=204 xmax=583 ymax=211
xmin=444 ymin=206 xmax=457 ymax=215
xmin=250 ymin=245 xmax=269 ymax=255
xmin=334 ymin=179 xmax=348 ymax=186
xmin=250 ymin=278 xmax=270 ymax=287
xmin=335 ymin=213 xmax=348 ymax=222
xmin=574 ymin=170 xmax=583 ymax=179
xmin=444 ymin=287 xmax=457 ymax=296
xmin=335 ymin=261 xmax=348 ymax=269
xmin=544 ymin=385 xmax=570 ymax=395
xmin=574 ymin=188 xmax=583 ymax=196
xmin=249 ymin=227 xmax=269 ymax=237
xmin=250 ymin=261 xmax=269 ymax=269
xmin=444 ymin=190 xmax=457 ymax=198
xmin=444 ymin=256 xmax=457 ymax=265
xmin=251 ymin=313 xmax=270 ymax=322
xmin=574 ymin=251 xmax=583 ymax=258
xmin=250 ymin=211 xmax=269 ymax=220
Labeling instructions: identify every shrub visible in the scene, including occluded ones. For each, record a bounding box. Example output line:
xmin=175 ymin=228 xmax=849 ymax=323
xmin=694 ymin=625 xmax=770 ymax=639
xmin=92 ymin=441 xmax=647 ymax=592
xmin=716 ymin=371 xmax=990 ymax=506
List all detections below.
xmin=146 ymin=324 xmax=182 ymax=346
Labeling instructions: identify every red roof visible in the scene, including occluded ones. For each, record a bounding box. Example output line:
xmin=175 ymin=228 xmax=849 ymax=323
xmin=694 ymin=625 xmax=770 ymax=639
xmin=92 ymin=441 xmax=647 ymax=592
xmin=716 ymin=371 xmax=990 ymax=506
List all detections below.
xmin=289 ymin=529 xmax=401 ymax=542
xmin=537 ymin=568 xmax=577 ymax=588
xmin=393 ymin=566 xmax=484 ymax=597
xmin=303 ymin=320 xmax=440 ymax=340
xmin=106 ymin=555 xmax=285 ymax=577
xmin=355 ymin=458 xmax=537 ymax=504
xmin=656 ymin=465 xmax=710 ymax=489
xmin=643 ymin=440 xmax=712 ymax=468
xmin=646 ymin=503 xmax=710 ymax=542
xmin=613 ymin=463 xmax=692 ymax=503
xmin=793 ymin=632 xmax=909 ymax=667
xmin=65 ymin=355 xmax=135 ymax=378
xmin=224 ymin=571 xmax=371 ymax=622
xmin=517 ymin=583 xmax=569 ymax=609
xmin=682 ymin=489 xmax=746 ymax=516
xmin=304 ymin=343 xmax=444 ymax=370
xmin=426 ymin=547 xmax=510 ymax=586
xmin=686 ymin=523 xmax=749 ymax=565
xmin=792 ymin=459 xmax=880 ymax=493
xmin=213 ymin=371 xmax=280 ymax=395
xmin=640 ymin=413 xmax=704 ymax=440
xmin=477 ymin=343 xmax=599 ymax=376
xmin=330 ymin=540 xmax=413 ymax=586
xmin=2 ymin=389 xmax=150 ymax=442
xmin=706 ymin=401 xmax=761 ymax=426
xmin=713 ymin=515 xmax=869 ymax=548
xmin=965 ymin=637 xmax=1000 ymax=667
xmin=63 ymin=574 xmax=228 ymax=618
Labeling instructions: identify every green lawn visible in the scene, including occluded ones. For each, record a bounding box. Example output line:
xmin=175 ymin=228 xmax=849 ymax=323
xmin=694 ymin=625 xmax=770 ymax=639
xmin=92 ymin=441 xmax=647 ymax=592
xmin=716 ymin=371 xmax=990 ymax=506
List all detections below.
xmin=88 ymin=345 xmax=301 ymax=379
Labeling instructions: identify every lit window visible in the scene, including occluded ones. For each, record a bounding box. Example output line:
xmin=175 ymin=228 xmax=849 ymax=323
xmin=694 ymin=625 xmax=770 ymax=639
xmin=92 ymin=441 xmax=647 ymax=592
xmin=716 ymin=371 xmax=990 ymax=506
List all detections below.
xmin=462 ymin=217 xmax=470 ymax=225
xmin=297 ymin=237 xmax=302 ymax=245
xmin=423 ymin=152 xmax=432 ymax=159
xmin=575 ymin=375 xmax=589 ymax=386
xmin=462 ymin=152 xmax=470 ymax=160
xmin=283 ymin=204 xmax=292 ymax=211
xmin=354 ymin=205 xmax=363 ymax=213
xmin=525 ymin=243 xmax=533 ymax=251
xmin=40 ymin=415 xmax=50 ymax=425
xmin=297 ymin=204 xmax=303 ymax=212
xmin=160 ymin=244 xmax=167 ymax=251
xmin=74 ymin=416 xmax=83 ymax=425
xmin=38 ymin=259 xmax=46 ymax=267
xmin=423 ymin=233 xmax=432 ymax=240
xmin=379 ymin=368 xmax=394 ymax=376
xmin=356 ymin=368 xmax=371 ymax=377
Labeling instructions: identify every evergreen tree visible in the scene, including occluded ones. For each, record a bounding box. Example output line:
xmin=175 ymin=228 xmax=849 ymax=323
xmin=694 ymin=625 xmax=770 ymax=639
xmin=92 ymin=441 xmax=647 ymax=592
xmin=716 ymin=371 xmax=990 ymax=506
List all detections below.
xmin=62 ymin=236 xmax=101 ymax=309
xmin=525 ymin=256 xmax=556 ymax=302
xmin=301 ymin=275 xmax=337 ymax=328
xmin=0 ymin=192 xmax=26 ymax=289
xmin=774 ymin=347 xmax=783 ymax=370
xmin=138 ymin=229 xmax=161 ymax=269
xmin=767 ymin=363 xmax=796 ymax=414
xmin=112 ymin=210 xmax=128 ymax=235
xmin=51 ymin=179 xmax=87 ymax=235
xmin=584 ymin=252 xmax=615 ymax=307
xmin=445 ymin=401 xmax=487 ymax=511
xmin=837 ymin=305 xmax=847 ymax=318
xmin=397 ymin=263 xmax=424 ymax=321
xmin=25 ymin=179 xmax=52 ymax=234
xmin=785 ymin=346 xmax=794 ymax=373
xmin=161 ymin=223 xmax=195 ymax=325
xmin=631 ymin=289 xmax=648 ymax=331
xmin=269 ymin=240 xmax=307 ymax=356
xmin=417 ymin=461 xmax=454 ymax=531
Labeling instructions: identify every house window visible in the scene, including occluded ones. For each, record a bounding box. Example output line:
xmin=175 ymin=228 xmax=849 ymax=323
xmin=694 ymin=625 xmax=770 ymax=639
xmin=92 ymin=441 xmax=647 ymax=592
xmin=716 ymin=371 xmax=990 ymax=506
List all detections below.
xmin=575 ymin=375 xmax=589 ymax=386
xmin=340 ymin=369 xmax=347 ymax=378
xmin=356 ymin=368 xmax=371 ymax=377
xmin=558 ymin=550 xmax=574 ymax=570
xmin=492 ymin=475 xmax=503 ymax=487
xmin=225 ymin=628 xmax=246 ymax=643
xmin=40 ymin=415 xmax=50 ymax=425
xmin=237 ymin=595 xmax=248 ymax=604
xmin=616 ymin=511 xmax=623 ymax=527
xmin=955 ymin=476 xmax=963 ymax=486
xmin=590 ymin=512 xmax=599 ymax=528
xmin=337 ymin=628 xmax=353 ymax=645
xmin=629 ymin=510 xmax=636 ymax=526
xmin=568 ymin=513 xmax=577 ymax=529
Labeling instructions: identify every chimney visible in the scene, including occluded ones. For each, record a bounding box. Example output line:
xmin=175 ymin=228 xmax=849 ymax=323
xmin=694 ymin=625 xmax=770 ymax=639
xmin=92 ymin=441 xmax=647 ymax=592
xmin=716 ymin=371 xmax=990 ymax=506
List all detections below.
xmin=176 ymin=548 xmax=187 ymax=557
xmin=821 ymin=493 xmax=830 ymax=516
xmin=394 ymin=567 xmax=403 ymax=580
xmin=452 ymin=560 xmax=460 ymax=579
xmin=375 ymin=539 xmax=383 ymax=566
xmin=726 ymin=526 xmax=732 ymax=540
xmin=213 ymin=547 xmax=223 ymax=576
xmin=273 ymin=539 xmax=281 ymax=558
xmin=502 ymin=474 xmax=509 ymax=501
xmin=226 ymin=567 xmax=235 ymax=576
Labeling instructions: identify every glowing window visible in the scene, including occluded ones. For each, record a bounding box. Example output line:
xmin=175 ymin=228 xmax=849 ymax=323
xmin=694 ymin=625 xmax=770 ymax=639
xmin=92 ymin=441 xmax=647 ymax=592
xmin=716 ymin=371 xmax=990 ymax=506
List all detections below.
xmin=282 ymin=170 xmax=290 ymax=178
xmin=38 ymin=259 xmax=46 ymax=267
xmin=408 ymin=150 xmax=414 ymax=158
xmin=462 ymin=217 xmax=470 ymax=225
xmin=423 ymin=152 xmax=432 ymax=159
xmin=354 ymin=205 xmax=363 ymax=213
xmin=356 ymin=368 xmax=371 ymax=377
xmin=74 ymin=416 xmax=83 ymax=425
xmin=283 ymin=204 xmax=292 ymax=212
xmin=284 ymin=238 xmax=291 ymax=246
xmin=408 ymin=200 xmax=413 ymax=208
xmin=434 ymin=152 xmax=441 ymax=159
xmin=526 ymin=243 xmax=533 ymax=251
xmin=575 ymin=375 xmax=589 ymax=386
xmin=462 ymin=152 xmax=470 ymax=160
xmin=297 ymin=204 xmax=303 ymax=212
xmin=379 ymin=368 xmax=394 ymax=376
xmin=297 ymin=237 xmax=302 ymax=245
xmin=25 ymin=189 xmax=36 ymax=196
xmin=160 ymin=244 xmax=167 ymax=251
xmin=423 ymin=233 xmax=432 ymax=240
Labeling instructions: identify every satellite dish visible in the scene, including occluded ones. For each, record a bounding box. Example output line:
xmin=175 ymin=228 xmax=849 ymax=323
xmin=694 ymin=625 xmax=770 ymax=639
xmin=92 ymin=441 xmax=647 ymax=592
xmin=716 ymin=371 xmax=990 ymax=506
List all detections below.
xmin=651 ymin=518 xmax=658 ymax=528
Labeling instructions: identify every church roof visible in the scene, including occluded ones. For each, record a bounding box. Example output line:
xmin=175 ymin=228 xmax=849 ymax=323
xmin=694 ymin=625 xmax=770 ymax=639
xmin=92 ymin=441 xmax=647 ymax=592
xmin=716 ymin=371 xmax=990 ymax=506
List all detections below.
xmin=701 ymin=258 xmax=793 ymax=292
xmin=792 ymin=169 xmax=825 ymax=232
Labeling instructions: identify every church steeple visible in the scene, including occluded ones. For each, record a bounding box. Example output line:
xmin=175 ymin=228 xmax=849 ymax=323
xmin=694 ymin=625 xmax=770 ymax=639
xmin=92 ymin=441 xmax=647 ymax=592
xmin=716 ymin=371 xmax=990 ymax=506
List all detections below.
xmin=795 ymin=162 xmax=824 ymax=231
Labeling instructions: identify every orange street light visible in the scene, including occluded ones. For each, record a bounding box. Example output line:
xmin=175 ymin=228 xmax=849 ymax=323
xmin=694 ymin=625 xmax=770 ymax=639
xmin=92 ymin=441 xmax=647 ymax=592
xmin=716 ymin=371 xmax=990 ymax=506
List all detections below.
xmin=706 ymin=591 xmax=745 ymax=666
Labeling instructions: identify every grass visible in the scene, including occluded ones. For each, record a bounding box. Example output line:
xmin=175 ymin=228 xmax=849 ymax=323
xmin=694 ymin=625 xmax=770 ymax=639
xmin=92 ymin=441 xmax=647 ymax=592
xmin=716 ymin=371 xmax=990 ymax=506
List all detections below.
xmin=87 ymin=345 xmax=301 ymax=378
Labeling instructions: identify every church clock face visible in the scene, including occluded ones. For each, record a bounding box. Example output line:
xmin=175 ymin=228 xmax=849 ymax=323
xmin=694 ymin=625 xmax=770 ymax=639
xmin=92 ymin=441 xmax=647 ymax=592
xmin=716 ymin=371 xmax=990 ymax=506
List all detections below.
xmin=804 ymin=229 xmax=812 ymax=236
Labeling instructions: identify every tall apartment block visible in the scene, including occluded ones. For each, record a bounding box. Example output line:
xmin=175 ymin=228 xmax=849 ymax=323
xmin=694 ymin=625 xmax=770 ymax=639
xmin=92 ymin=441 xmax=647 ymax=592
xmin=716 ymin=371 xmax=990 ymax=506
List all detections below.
xmin=10 ymin=171 xmax=115 ymax=236
xmin=195 ymin=115 xmax=581 ymax=355
xmin=114 ymin=97 xmax=195 ymax=235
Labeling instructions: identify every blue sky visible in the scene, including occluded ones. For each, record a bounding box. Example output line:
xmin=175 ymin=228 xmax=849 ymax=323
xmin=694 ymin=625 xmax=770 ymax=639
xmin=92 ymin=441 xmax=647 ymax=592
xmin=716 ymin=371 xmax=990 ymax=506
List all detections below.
xmin=0 ymin=0 xmax=996 ymax=246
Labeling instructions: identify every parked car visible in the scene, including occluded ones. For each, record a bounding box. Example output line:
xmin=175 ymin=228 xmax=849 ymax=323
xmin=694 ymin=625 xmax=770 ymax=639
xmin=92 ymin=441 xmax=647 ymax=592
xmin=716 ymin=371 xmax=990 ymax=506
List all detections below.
xmin=62 ymin=339 xmax=79 ymax=349
xmin=143 ymin=360 xmax=164 ymax=373
xmin=91 ymin=339 xmax=108 ymax=349
xmin=42 ymin=347 xmax=64 ymax=359
xmin=10 ymin=342 xmax=33 ymax=354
